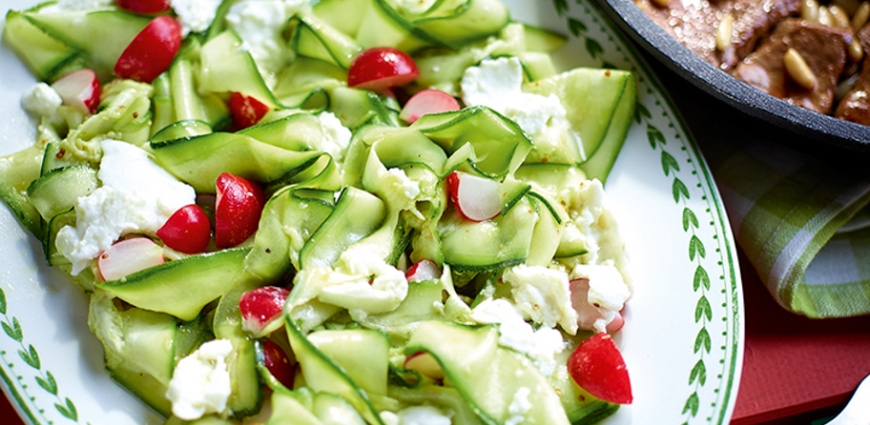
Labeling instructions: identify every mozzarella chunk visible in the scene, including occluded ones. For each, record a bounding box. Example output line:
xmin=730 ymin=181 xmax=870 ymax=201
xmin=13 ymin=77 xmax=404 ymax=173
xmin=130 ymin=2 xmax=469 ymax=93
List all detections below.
xmin=502 ymin=265 xmax=579 ymax=334
xmin=315 ymin=112 xmax=352 ymax=162
xmin=165 ymin=339 xmax=233 ymax=421
xmin=21 ymin=83 xmax=62 ymax=119
xmin=224 ymin=0 xmax=309 ymax=73
xmin=55 ymin=140 xmax=196 ymax=274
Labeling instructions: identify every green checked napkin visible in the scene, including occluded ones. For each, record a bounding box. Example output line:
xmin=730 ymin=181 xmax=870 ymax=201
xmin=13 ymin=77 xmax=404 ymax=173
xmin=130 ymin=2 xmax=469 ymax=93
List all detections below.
xmin=701 ymin=137 xmax=870 ymax=318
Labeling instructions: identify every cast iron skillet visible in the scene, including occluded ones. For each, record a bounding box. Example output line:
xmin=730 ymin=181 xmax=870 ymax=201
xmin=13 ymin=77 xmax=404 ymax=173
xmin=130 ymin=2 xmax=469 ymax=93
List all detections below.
xmin=595 ymin=0 xmax=870 ymax=151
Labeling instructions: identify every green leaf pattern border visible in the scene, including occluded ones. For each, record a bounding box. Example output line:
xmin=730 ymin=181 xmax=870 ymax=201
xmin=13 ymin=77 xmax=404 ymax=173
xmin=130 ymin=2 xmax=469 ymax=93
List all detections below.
xmin=553 ymin=0 xmax=743 ymax=423
xmin=0 ymin=1 xmax=742 ymax=424
xmin=0 ymin=286 xmax=81 ymax=425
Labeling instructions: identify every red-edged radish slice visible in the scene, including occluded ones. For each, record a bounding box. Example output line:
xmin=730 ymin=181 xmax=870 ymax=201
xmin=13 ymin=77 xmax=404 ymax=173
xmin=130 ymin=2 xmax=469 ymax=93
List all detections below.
xmin=228 ymin=92 xmax=270 ymax=130
xmin=156 ymin=204 xmax=211 ymax=254
xmin=98 ymin=237 xmax=164 ymax=281
xmin=240 ymin=286 xmax=290 ymax=337
xmin=405 ymin=259 xmax=442 ymax=283
xmin=347 ymin=47 xmax=419 ymax=91
xmin=114 ymin=15 xmax=182 ymax=83
xmin=260 ymin=339 xmax=295 ymax=389
xmin=567 ymin=333 xmax=632 ymax=404
xmin=50 ymin=69 xmax=101 ymax=115
xmin=446 ymin=171 xmax=501 ymax=222
xmin=116 ymin=0 xmax=171 ymax=14
xmin=399 ymin=89 xmax=460 ymax=124
xmin=404 ymin=351 xmax=443 ymax=380
xmin=570 ymin=278 xmax=625 ymax=334
xmin=215 ymin=172 xmax=266 ymax=249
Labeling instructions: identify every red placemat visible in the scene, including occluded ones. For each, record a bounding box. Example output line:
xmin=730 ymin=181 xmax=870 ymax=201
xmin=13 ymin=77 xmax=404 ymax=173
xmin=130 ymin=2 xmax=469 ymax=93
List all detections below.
xmin=731 ymin=250 xmax=870 ymax=424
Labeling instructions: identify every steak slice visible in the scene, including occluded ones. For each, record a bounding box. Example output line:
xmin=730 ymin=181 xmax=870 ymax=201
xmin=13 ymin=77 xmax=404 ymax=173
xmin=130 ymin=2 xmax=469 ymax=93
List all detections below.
xmin=732 ymin=19 xmax=852 ymax=114
xmin=635 ymin=0 xmax=800 ymax=71
xmin=835 ymin=25 xmax=870 ymax=124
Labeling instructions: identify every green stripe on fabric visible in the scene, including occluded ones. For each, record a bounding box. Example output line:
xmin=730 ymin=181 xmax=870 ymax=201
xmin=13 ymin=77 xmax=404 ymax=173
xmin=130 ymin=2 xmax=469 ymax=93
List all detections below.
xmin=783 ymin=198 xmax=870 ymax=317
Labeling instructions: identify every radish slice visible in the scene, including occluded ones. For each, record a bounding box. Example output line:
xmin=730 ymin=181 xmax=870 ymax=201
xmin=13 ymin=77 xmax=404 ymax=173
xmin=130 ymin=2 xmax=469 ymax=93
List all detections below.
xmin=116 ymin=0 xmax=171 ymax=14
xmin=98 ymin=237 xmax=164 ymax=281
xmin=50 ymin=69 xmax=101 ymax=115
xmin=399 ymin=89 xmax=460 ymax=124
xmin=228 ymin=92 xmax=270 ymax=130
xmin=215 ymin=172 xmax=266 ymax=249
xmin=260 ymin=339 xmax=295 ymax=389
xmin=404 ymin=351 xmax=443 ymax=380
xmin=114 ymin=16 xmax=182 ymax=83
xmin=240 ymin=286 xmax=290 ymax=337
xmin=446 ymin=171 xmax=501 ymax=222
xmin=405 ymin=259 xmax=442 ymax=283
xmin=570 ymin=278 xmax=625 ymax=334
xmin=347 ymin=47 xmax=419 ymax=91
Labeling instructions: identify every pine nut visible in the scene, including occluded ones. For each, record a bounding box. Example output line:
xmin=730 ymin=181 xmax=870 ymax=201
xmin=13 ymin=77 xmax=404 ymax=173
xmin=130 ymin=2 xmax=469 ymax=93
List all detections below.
xmin=830 ymin=5 xmax=851 ymax=27
xmin=802 ymin=0 xmax=820 ymax=22
xmin=853 ymin=2 xmax=870 ymax=30
xmin=818 ymin=6 xmax=834 ymax=26
xmin=849 ymin=39 xmax=865 ymax=62
xmin=716 ymin=13 xmax=734 ymax=51
xmin=784 ymin=48 xmax=817 ymax=90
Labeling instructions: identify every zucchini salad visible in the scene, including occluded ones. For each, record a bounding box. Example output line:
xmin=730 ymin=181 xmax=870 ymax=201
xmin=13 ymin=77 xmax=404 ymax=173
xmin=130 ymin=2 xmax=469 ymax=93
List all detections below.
xmin=0 ymin=0 xmax=637 ymax=424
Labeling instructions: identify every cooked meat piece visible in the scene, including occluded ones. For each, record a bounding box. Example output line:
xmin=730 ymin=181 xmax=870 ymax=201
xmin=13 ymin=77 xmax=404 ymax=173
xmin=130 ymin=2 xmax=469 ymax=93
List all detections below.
xmin=732 ymin=19 xmax=852 ymax=114
xmin=835 ymin=25 xmax=870 ymax=124
xmin=635 ymin=0 xmax=800 ymax=71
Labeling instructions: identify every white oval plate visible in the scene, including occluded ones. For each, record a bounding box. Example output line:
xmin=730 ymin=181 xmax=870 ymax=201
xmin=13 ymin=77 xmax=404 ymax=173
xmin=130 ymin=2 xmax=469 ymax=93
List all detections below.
xmin=0 ymin=0 xmax=744 ymax=424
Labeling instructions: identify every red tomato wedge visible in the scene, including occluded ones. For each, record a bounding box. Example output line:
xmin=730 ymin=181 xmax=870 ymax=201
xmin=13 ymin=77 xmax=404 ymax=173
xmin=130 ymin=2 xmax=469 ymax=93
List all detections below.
xmin=567 ymin=333 xmax=632 ymax=404
xmin=215 ymin=172 xmax=266 ymax=249
xmin=156 ymin=204 xmax=211 ymax=254
xmin=347 ymin=47 xmax=419 ymax=91
xmin=114 ymin=15 xmax=182 ymax=83
xmin=228 ymin=92 xmax=270 ymax=130
xmin=116 ymin=0 xmax=171 ymax=14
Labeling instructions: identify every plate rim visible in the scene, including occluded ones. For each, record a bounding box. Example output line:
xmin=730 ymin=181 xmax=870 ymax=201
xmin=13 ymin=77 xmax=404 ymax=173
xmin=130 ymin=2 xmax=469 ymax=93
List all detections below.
xmin=0 ymin=0 xmax=745 ymax=424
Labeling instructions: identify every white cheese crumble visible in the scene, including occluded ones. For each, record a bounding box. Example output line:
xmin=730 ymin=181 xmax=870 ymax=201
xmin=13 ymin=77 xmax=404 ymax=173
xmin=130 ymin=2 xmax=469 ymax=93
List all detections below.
xmin=166 ymin=339 xmax=233 ymax=421
xmin=570 ymin=263 xmax=630 ymax=333
xmin=225 ymin=0 xmax=309 ymax=74
xmin=21 ymin=83 xmax=62 ymax=119
xmin=396 ymin=405 xmax=454 ymax=425
xmin=315 ymin=111 xmax=352 ymax=162
xmin=558 ymin=179 xmax=631 ymax=288
xmin=470 ymin=298 xmax=565 ymax=376
xmin=289 ymin=243 xmax=409 ymax=320
xmin=502 ymin=265 xmax=579 ymax=334
xmin=460 ymin=57 xmax=573 ymax=139
xmin=171 ymin=0 xmax=222 ymax=36
xmin=55 ymin=140 xmax=196 ymax=275
xmin=505 ymin=387 xmax=532 ymax=425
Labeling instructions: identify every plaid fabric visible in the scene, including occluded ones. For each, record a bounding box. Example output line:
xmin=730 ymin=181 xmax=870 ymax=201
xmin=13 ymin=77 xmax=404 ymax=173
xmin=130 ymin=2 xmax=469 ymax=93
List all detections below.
xmin=704 ymin=140 xmax=870 ymax=318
